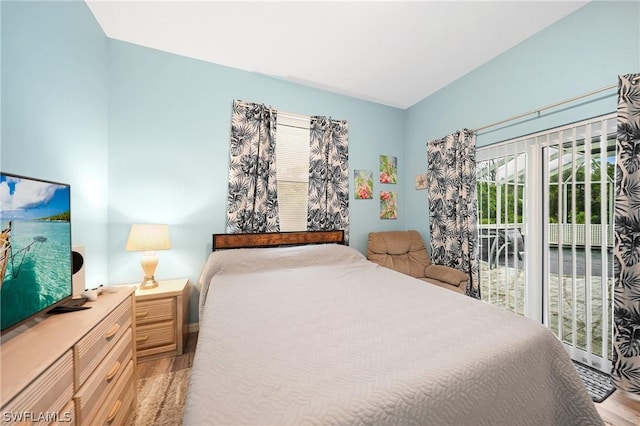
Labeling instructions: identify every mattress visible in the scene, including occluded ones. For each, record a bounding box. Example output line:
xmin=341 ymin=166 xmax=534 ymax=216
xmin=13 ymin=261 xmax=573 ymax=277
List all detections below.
xmin=184 ymin=243 xmax=602 ymax=425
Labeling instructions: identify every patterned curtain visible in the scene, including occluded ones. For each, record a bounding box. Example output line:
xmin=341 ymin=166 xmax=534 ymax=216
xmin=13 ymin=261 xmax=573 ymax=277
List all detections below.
xmin=427 ymin=129 xmax=479 ymax=298
xmin=226 ymin=100 xmax=280 ymax=233
xmin=307 ymin=116 xmax=350 ymax=242
xmin=612 ymin=73 xmax=640 ymax=393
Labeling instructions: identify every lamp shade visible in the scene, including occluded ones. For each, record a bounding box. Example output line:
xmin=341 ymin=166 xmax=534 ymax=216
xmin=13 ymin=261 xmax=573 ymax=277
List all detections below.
xmin=126 ymin=224 xmax=171 ymax=251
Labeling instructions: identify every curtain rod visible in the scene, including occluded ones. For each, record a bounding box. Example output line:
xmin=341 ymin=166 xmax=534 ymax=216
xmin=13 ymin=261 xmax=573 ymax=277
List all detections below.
xmin=474 ymin=83 xmax=618 ymax=133
xmin=234 ymin=100 xmax=271 ymax=108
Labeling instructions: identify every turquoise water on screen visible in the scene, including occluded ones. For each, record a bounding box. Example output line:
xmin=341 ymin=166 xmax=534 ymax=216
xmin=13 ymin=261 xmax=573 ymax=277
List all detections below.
xmin=1 ymin=220 xmax=72 ymax=329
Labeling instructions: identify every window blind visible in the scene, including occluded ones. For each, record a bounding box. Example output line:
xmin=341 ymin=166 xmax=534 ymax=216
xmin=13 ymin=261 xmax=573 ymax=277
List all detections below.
xmin=276 ymin=111 xmax=310 ymax=231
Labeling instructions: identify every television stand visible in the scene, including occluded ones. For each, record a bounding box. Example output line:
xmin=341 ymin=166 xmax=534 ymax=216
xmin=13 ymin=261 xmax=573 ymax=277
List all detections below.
xmin=48 ymin=298 xmax=91 ymax=314
xmin=1 ymin=287 xmax=136 ymax=425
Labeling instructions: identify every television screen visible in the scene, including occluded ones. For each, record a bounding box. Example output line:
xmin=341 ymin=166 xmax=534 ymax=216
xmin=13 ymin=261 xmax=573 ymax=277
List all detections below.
xmin=1 ymin=172 xmax=72 ymax=332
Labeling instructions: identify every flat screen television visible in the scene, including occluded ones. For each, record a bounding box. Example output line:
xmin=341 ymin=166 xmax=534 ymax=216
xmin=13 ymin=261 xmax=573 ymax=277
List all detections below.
xmin=1 ymin=172 xmax=73 ymax=332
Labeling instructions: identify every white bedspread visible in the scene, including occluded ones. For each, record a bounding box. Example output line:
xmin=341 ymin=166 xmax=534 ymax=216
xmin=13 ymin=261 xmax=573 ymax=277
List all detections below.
xmin=184 ymin=244 xmax=602 ymax=425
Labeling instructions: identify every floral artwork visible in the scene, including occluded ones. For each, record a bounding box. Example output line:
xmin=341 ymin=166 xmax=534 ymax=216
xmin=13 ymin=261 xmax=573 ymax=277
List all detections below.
xmin=379 ymin=191 xmax=397 ymax=219
xmin=379 ymin=155 xmax=397 ymax=184
xmin=354 ymin=170 xmax=373 ymax=199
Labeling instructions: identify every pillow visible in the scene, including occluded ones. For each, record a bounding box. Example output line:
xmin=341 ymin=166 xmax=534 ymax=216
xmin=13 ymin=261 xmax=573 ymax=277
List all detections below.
xmin=424 ymin=264 xmax=468 ymax=286
xmin=198 ymin=244 xmax=366 ymax=318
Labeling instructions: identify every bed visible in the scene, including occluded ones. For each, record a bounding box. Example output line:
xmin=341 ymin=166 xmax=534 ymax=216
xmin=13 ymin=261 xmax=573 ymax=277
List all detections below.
xmin=183 ymin=230 xmax=602 ymax=425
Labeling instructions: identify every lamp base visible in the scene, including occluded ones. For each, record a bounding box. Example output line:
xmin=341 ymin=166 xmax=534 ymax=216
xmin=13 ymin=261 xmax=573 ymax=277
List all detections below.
xmin=139 ymin=276 xmax=159 ymax=290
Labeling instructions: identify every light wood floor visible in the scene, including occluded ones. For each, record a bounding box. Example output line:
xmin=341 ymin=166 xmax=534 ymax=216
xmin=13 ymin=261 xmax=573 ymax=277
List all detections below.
xmin=137 ymin=332 xmax=640 ymax=425
xmin=136 ymin=332 xmax=198 ymax=380
xmin=596 ymin=389 xmax=640 ymax=426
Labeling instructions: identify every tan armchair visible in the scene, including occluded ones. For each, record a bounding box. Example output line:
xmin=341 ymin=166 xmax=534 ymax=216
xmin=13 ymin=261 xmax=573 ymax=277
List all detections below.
xmin=367 ymin=230 xmax=468 ymax=294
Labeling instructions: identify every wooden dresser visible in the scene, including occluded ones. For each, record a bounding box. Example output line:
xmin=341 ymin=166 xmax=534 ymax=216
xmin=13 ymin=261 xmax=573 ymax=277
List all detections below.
xmin=0 ymin=287 xmax=136 ymax=425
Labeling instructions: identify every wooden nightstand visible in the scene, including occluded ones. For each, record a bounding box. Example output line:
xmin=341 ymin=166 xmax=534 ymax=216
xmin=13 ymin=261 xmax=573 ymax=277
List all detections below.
xmin=133 ymin=278 xmax=189 ymax=362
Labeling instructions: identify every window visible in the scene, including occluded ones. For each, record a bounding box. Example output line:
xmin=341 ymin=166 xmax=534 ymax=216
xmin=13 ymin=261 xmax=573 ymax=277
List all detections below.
xmin=276 ymin=112 xmax=310 ymax=231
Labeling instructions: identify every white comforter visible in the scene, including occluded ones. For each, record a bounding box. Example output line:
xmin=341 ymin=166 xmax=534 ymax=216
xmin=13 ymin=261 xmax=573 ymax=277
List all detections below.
xmin=183 ymin=244 xmax=602 ymax=425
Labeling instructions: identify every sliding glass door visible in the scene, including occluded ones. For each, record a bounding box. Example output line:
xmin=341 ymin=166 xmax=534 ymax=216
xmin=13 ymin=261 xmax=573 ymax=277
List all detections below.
xmin=477 ymin=152 xmax=527 ymax=315
xmin=477 ymin=113 xmax=616 ymax=373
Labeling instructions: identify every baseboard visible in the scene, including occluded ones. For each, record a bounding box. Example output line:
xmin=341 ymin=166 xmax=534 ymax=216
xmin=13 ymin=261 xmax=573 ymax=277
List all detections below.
xmin=188 ymin=322 xmax=199 ymax=333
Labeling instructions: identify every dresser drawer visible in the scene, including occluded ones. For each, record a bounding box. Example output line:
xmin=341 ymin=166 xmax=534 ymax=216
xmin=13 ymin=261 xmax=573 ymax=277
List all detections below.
xmin=75 ymin=328 xmax=133 ymax=424
xmin=1 ymin=350 xmax=73 ymax=425
xmin=107 ymin=370 xmax=136 ymax=426
xmin=88 ymin=360 xmax=135 ymax=426
xmin=75 ymin=297 xmax=132 ymax=387
xmin=135 ymin=297 xmax=175 ymax=325
xmin=49 ymin=400 xmax=75 ymax=426
xmin=136 ymin=320 xmax=176 ymax=351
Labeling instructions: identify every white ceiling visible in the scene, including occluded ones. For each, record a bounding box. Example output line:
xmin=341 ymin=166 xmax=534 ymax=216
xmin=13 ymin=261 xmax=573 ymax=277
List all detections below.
xmin=86 ymin=0 xmax=589 ymax=109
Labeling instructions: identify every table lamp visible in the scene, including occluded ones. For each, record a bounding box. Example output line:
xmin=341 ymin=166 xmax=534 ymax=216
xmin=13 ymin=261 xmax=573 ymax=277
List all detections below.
xmin=126 ymin=224 xmax=171 ymax=289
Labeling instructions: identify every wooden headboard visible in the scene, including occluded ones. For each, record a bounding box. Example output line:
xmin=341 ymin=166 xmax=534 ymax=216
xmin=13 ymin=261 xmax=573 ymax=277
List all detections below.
xmin=212 ymin=230 xmax=345 ymax=251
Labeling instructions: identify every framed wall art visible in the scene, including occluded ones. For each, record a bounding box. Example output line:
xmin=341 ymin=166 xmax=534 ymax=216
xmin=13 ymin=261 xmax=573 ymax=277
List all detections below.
xmin=380 ymin=191 xmax=397 ymax=219
xmin=379 ymin=155 xmax=397 ymax=184
xmin=354 ymin=170 xmax=373 ymax=199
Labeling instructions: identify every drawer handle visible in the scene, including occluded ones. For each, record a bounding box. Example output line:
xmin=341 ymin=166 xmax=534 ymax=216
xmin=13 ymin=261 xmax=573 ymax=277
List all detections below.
xmin=136 ymin=310 xmax=149 ymax=318
xmin=105 ymin=323 xmax=120 ymax=339
xmin=106 ymin=361 xmax=121 ymax=381
xmin=106 ymin=399 xmax=122 ymax=423
xmin=136 ymin=335 xmax=149 ymax=343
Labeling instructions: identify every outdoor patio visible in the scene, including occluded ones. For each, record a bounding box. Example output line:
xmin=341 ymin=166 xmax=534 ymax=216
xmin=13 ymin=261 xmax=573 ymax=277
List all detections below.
xmin=479 ymin=252 xmax=613 ymax=360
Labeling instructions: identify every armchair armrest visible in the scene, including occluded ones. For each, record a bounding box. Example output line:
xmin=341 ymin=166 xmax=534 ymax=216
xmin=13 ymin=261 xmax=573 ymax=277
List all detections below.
xmin=424 ymin=265 xmax=468 ymax=287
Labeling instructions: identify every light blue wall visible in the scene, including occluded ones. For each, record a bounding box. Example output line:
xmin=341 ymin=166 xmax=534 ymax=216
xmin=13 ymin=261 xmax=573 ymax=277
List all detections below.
xmin=404 ymin=0 xmax=640 ymax=241
xmin=1 ymin=1 xmax=404 ymax=325
xmin=3 ymin=0 xmax=638 ymax=325
xmin=106 ymin=41 xmax=405 ymax=322
xmin=1 ymin=0 xmax=109 ymax=288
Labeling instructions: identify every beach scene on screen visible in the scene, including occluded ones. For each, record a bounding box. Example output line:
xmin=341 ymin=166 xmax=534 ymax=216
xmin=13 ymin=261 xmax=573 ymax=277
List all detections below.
xmin=1 ymin=175 xmax=71 ymax=329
